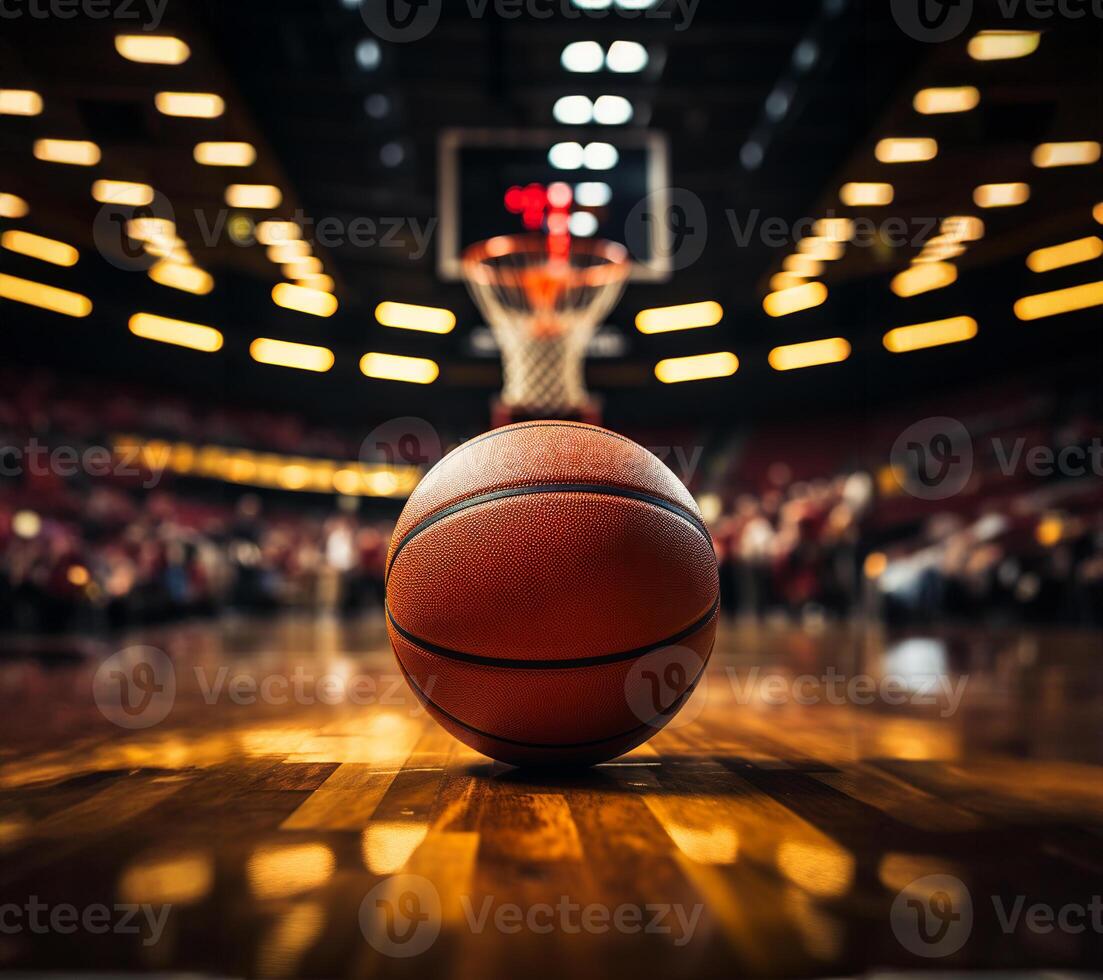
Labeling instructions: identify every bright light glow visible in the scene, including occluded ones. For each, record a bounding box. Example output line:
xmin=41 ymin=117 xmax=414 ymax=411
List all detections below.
xmin=250 ymin=338 xmax=335 ymax=373
xmin=155 ymin=92 xmax=225 ymax=118
xmin=92 ymin=180 xmax=154 ymax=206
xmin=129 ymin=313 xmax=222 ymax=351
xmin=764 ymin=281 xmax=828 ymax=317
xmin=127 ymin=217 xmax=175 ymax=242
xmin=360 ymin=352 xmax=439 ymax=384
xmin=33 ymin=139 xmax=101 ymax=166
xmin=0 ymin=194 xmax=29 ymax=218
xmin=1014 ymin=281 xmax=1103 ymax=321
xmin=267 ymin=242 xmax=311 ymax=264
xmin=797 ymin=237 xmax=845 ymax=261
xmin=272 ymin=283 xmax=338 ymax=317
xmin=115 ymin=34 xmax=191 ymax=65
xmin=549 ymin=142 xmax=585 ymax=169
xmin=913 ymin=86 xmax=980 ymax=115
xmin=575 ymin=182 xmax=612 ymax=208
xmin=883 ymin=316 xmax=977 ymax=353
xmin=635 ymin=301 xmax=723 ymax=334
xmin=297 ymin=273 xmax=335 ymax=292
xmin=194 ymin=142 xmax=257 ymax=167
xmin=569 ymin=211 xmax=599 ymax=237
xmin=967 ymin=30 xmax=1040 ymax=61
xmin=875 ymin=138 xmax=938 ymax=163
xmin=0 ymin=90 xmax=42 ymax=116
xmin=813 ymin=217 xmax=854 ymax=242
xmin=770 ymin=272 xmax=806 ymax=291
xmin=225 ymin=184 xmax=283 ymax=209
xmin=0 ymin=273 xmax=91 ymax=318
xmin=840 ymin=182 xmax=894 ymax=206
xmin=783 ymin=255 xmax=823 ymax=277
xmin=1026 ymin=237 xmax=1103 ymax=273
xmin=1095 ymin=203 xmax=1103 ymax=225
xmin=356 ymin=38 xmax=381 ymax=70
xmin=593 ymin=95 xmax=633 ymax=125
xmin=655 ymin=352 xmax=738 ymax=384
xmin=584 ymin=142 xmax=619 ymax=169
xmin=553 ymin=96 xmax=593 ymax=125
xmin=148 ymin=260 xmax=213 ymax=295
xmin=282 ymin=258 xmax=323 ymax=279
xmin=941 ymin=215 xmax=985 ymax=242
xmin=375 ymin=301 xmax=456 ymax=334
xmin=1032 ymin=141 xmax=1101 ymax=168
xmin=606 ymin=40 xmax=649 ymax=73
xmin=256 ymin=221 xmax=301 ymax=246
xmin=562 ymin=41 xmax=604 ymax=73
xmin=891 ymin=262 xmax=958 ymax=297
xmin=2 ymin=230 xmax=78 ymax=267
xmin=973 ymin=182 xmax=1030 ymax=208
xmin=768 ymin=337 xmax=851 ymax=371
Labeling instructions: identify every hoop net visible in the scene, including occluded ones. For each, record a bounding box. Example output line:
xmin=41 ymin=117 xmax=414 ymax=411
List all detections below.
xmin=463 ymin=234 xmax=630 ymax=416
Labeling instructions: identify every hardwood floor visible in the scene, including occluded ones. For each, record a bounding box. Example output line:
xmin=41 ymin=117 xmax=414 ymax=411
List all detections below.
xmin=0 ymin=616 xmax=1100 ymax=977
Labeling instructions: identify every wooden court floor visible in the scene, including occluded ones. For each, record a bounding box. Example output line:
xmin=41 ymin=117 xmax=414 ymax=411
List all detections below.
xmin=0 ymin=616 xmax=1101 ymax=978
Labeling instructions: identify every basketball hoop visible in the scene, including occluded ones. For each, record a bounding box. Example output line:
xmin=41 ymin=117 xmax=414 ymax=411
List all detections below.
xmin=463 ymin=233 xmax=630 ymax=422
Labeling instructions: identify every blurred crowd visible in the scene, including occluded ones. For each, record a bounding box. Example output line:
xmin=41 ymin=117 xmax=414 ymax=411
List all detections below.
xmin=1 ymin=369 xmax=1101 ymax=634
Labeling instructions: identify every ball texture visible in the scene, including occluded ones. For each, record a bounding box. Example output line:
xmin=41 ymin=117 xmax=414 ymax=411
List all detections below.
xmin=386 ymin=421 xmax=719 ymax=766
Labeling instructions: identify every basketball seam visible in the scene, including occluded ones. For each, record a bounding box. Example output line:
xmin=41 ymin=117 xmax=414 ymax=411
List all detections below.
xmin=387 ymin=596 xmax=719 ymax=669
xmin=394 ymin=653 xmax=711 ymax=751
xmin=387 ymin=483 xmax=712 ymax=580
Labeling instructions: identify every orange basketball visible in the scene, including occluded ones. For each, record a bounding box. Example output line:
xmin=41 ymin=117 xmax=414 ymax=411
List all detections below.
xmin=386 ymin=421 xmax=719 ymax=766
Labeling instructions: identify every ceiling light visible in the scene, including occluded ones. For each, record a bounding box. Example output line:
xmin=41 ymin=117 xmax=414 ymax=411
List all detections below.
xmin=1026 ymin=237 xmax=1103 ymax=273
xmin=875 ymin=138 xmax=938 ymax=163
xmin=549 ymin=142 xmax=584 ymax=169
xmin=0 ymin=193 xmax=29 ymax=218
xmin=635 ymin=301 xmax=723 ymax=334
xmin=115 ymin=34 xmax=191 ymax=65
xmin=255 ymin=221 xmax=301 ymax=246
xmin=575 ymin=182 xmax=612 ymax=207
xmin=272 ymin=283 xmax=338 ymax=317
xmin=148 ymin=260 xmax=214 ymax=295
xmin=913 ymin=86 xmax=980 ymax=115
xmin=296 ymin=274 xmax=335 ymax=292
xmin=1032 ymin=141 xmax=1101 ymax=168
xmin=33 ymin=139 xmax=101 ymax=166
xmin=763 ymin=282 xmax=828 ymax=317
xmin=0 ymin=273 xmax=91 ymax=318
xmin=840 ymin=182 xmax=894 ymax=206
xmin=155 ymin=92 xmax=225 ymax=118
xmin=593 ymin=95 xmax=633 ymax=125
xmin=813 ymin=217 xmax=854 ymax=242
xmin=941 ymin=216 xmax=985 ymax=242
xmin=92 ymin=180 xmax=155 ymax=206
xmin=606 ymin=40 xmax=649 ymax=73
xmin=654 ymin=352 xmax=739 ymax=384
xmin=797 ymin=237 xmax=845 ymax=261
xmin=360 ymin=352 xmax=439 ymax=384
xmin=1014 ymin=281 xmax=1103 ymax=321
xmin=1094 ymin=203 xmax=1103 ymax=225
xmin=967 ymin=30 xmax=1040 ymax=61
xmin=883 ymin=316 xmax=977 ymax=353
xmin=973 ymin=182 xmax=1030 ymax=208
xmin=375 ymin=301 xmax=457 ymax=334
xmin=891 ymin=262 xmax=958 ymax=297
xmin=225 ymin=185 xmax=283 ymax=209
xmin=250 ymin=338 xmax=335 ymax=373
xmin=364 ymin=94 xmax=391 ymax=119
xmin=2 ymin=230 xmax=79 ymax=267
xmin=554 ymin=95 xmax=594 ymax=125
xmin=583 ymin=142 xmax=619 ymax=169
xmin=380 ymin=142 xmax=405 ymax=167
xmin=0 ymin=90 xmax=42 ymax=116
xmin=562 ymin=41 xmax=604 ymax=73
xmin=282 ymin=258 xmax=323 ymax=279
xmin=569 ymin=212 xmax=598 ymax=237
xmin=194 ymin=142 xmax=257 ymax=167
xmin=768 ymin=337 xmax=851 ymax=371
xmin=770 ymin=272 xmax=806 ymax=291
xmin=782 ymin=255 xmax=823 ymax=277
xmin=356 ymin=38 xmax=381 ymax=70
xmin=129 ymin=313 xmax=222 ymax=351
xmin=267 ymin=242 xmax=311 ymax=263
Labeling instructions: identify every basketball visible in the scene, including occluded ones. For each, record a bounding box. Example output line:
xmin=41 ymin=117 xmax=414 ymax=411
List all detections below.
xmin=385 ymin=421 xmax=720 ymax=766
